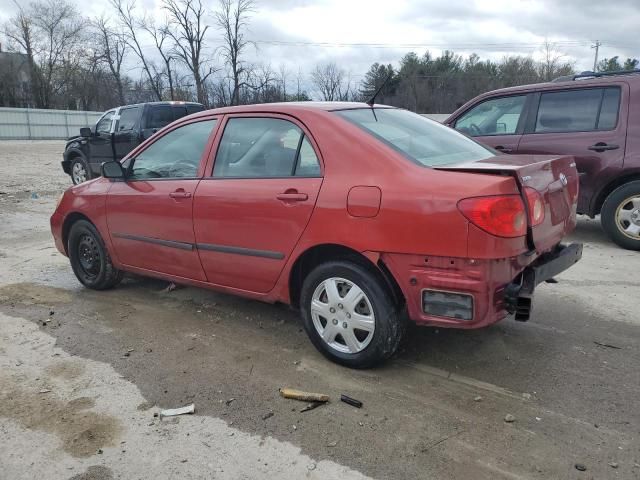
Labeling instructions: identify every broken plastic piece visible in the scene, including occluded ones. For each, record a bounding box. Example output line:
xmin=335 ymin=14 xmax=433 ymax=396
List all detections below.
xmin=159 ymin=403 xmax=195 ymax=418
xmin=300 ymin=402 xmax=323 ymax=412
xmin=279 ymin=388 xmax=329 ymax=403
xmin=340 ymin=394 xmax=363 ymax=408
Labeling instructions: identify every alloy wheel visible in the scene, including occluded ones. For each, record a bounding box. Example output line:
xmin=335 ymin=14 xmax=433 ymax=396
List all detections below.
xmin=615 ymin=195 xmax=640 ymax=239
xmin=72 ymin=161 xmax=87 ymax=184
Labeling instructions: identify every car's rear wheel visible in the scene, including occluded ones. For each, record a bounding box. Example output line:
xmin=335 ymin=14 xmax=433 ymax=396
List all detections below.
xmin=300 ymin=260 xmax=404 ymax=368
xmin=70 ymin=156 xmax=91 ymax=185
xmin=601 ymin=181 xmax=640 ymax=251
xmin=68 ymin=220 xmax=123 ymax=289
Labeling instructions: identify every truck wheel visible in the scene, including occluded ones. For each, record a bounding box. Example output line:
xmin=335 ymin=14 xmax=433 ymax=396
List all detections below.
xmin=601 ymin=180 xmax=640 ymax=250
xmin=70 ymin=156 xmax=91 ymax=185
xmin=299 ymin=260 xmax=404 ymax=369
xmin=68 ymin=220 xmax=123 ymax=289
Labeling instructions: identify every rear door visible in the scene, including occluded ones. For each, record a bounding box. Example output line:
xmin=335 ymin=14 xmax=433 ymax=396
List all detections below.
xmin=141 ymin=104 xmax=174 ymax=140
xmin=113 ymin=105 xmax=143 ymax=160
xmin=106 ymin=118 xmax=218 ymax=280
xmin=193 ymin=114 xmax=323 ymax=293
xmin=517 ymin=85 xmax=628 ymax=214
xmin=452 ymin=94 xmax=531 ymax=154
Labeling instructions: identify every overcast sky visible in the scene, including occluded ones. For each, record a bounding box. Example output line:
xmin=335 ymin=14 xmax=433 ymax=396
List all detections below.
xmin=1 ymin=0 xmax=638 ymax=91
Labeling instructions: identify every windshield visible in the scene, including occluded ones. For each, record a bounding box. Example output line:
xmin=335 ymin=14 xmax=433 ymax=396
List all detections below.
xmin=334 ymin=108 xmax=494 ymax=166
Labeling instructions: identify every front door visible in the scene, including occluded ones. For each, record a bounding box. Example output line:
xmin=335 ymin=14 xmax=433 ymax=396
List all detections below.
xmin=113 ymin=105 xmax=143 ymax=160
xmin=452 ymin=94 xmax=530 ymax=153
xmin=193 ymin=115 xmax=323 ymax=293
xmin=88 ymin=109 xmax=116 ymax=169
xmin=106 ymin=118 xmax=218 ymax=280
xmin=516 ymin=86 xmax=628 ymax=214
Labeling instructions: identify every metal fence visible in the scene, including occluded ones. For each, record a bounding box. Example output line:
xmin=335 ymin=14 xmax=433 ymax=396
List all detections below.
xmin=0 ymin=107 xmax=103 ymax=140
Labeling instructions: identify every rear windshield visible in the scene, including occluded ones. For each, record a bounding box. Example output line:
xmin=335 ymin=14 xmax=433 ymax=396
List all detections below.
xmin=334 ymin=108 xmax=494 ymax=166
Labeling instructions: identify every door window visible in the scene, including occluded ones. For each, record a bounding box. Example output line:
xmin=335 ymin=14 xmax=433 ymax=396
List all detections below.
xmin=213 ymin=117 xmax=321 ymax=178
xmin=455 ymin=95 xmax=526 ymax=136
xmin=129 ymin=120 xmax=216 ymax=180
xmin=117 ymin=106 xmax=141 ymax=132
xmin=535 ymin=88 xmax=620 ymax=133
xmin=96 ymin=111 xmax=115 ymax=134
xmin=147 ymin=106 xmax=174 ymax=130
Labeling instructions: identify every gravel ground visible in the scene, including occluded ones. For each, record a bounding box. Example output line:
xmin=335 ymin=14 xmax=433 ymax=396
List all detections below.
xmin=1 ymin=141 xmax=639 ymax=480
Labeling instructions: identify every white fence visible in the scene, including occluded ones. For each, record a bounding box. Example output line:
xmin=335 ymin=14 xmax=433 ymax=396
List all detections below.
xmin=0 ymin=107 xmax=103 ymax=140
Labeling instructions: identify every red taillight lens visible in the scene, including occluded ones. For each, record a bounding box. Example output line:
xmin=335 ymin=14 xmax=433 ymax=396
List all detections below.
xmin=458 ymin=195 xmax=527 ymax=238
xmin=524 ymin=187 xmax=545 ymax=226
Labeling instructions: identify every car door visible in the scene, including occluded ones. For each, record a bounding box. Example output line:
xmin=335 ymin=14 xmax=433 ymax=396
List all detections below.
xmin=193 ymin=115 xmax=323 ymax=293
xmin=88 ymin=109 xmax=116 ymax=164
xmin=516 ymin=85 xmax=628 ymax=214
xmin=106 ymin=118 xmax=219 ymax=280
xmin=113 ymin=105 xmax=143 ymax=160
xmin=452 ymin=94 xmax=531 ymax=153
xmin=140 ymin=104 xmax=174 ymax=141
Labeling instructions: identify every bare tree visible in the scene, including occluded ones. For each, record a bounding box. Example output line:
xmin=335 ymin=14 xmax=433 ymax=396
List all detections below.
xmin=162 ymin=0 xmax=215 ymax=105
xmin=214 ymin=0 xmax=254 ymax=105
xmin=110 ymin=0 xmax=163 ymax=101
xmin=94 ymin=16 xmax=128 ymax=104
xmin=141 ymin=16 xmax=176 ymax=100
xmin=538 ymin=40 xmax=574 ymax=81
xmin=311 ymin=62 xmax=346 ymax=101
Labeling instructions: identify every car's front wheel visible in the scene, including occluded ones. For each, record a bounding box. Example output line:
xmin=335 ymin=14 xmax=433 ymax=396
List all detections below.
xmin=300 ymin=260 xmax=404 ymax=368
xmin=70 ymin=156 xmax=91 ymax=185
xmin=601 ymin=180 xmax=640 ymax=251
xmin=68 ymin=220 xmax=123 ymax=289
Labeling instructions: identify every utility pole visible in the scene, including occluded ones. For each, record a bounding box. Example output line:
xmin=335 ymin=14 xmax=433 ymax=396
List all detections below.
xmin=592 ymin=40 xmax=602 ymax=72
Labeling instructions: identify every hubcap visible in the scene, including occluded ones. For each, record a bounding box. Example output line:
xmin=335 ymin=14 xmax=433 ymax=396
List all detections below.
xmin=72 ymin=162 xmax=87 ymax=184
xmin=615 ymin=196 xmax=640 ymax=239
xmin=77 ymin=234 xmax=100 ymax=278
xmin=310 ymin=277 xmax=375 ymax=354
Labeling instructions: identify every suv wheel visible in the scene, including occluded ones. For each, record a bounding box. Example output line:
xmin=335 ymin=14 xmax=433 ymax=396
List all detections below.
xmin=70 ymin=156 xmax=91 ymax=185
xmin=601 ymin=180 xmax=640 ymax=250
xmin=299 ymin=260 xmax=404 ymax=368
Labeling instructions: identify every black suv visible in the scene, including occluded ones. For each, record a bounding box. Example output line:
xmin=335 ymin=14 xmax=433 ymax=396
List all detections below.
xmin=62 ymin=101 xmax=204 ymax=184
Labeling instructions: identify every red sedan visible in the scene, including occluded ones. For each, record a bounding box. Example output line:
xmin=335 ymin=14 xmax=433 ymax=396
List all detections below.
xmin=51 ymin=102 xmax=582 ymax=368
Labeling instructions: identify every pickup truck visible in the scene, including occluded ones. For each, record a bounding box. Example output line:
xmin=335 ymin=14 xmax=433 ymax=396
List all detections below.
xmin=62 ymin=101 xmax=204 ymax=184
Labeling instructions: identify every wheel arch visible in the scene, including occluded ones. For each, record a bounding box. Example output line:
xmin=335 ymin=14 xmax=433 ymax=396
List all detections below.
xmin=592 ymin=172 xmax=640 ymax=216
xmin=288 ymin=243 xmax=405 ymax=310
xmin=61 ymin=212 xmax=93 ymax=255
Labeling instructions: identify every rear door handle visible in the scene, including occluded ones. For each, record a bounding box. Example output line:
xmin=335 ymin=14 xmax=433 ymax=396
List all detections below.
xmin=588 ymin=142 xmax=619 ymax=152
xmin=277 ymin=191 xmax=308 ymax=202
xmin=169 ymin=189 xmax=192 ymax=199
xmin=494 ymin=145 xmax=513 ymax=153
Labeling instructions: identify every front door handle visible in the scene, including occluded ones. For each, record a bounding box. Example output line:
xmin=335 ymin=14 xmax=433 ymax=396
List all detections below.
xmin=588 ymin=142 xmax=619 ymax=152
xmin=494 ymin=145 xmax=513 ymax=153
xmin=277 ymin=190 xmax=308 ymax=202
xmin=169 ymin=189 xmax=192 ymax=199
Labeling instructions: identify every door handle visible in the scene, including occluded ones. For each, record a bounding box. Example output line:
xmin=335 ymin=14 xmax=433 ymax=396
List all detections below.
xmin=588 ymin=142 xmax=619 ymax=152
xmin=494 ymin=145 xmax=513 ymax=153
xmin=169 ymin=189 xmax=192 ymax=199
xmin=277 ymin=191 xmax=308 ymax=202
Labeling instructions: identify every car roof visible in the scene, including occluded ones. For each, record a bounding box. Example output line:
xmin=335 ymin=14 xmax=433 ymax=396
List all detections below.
xmin=119 ymin=101 xmax=204 ymax=109
xmin=188 ymin=101 xmax=396 ymax=118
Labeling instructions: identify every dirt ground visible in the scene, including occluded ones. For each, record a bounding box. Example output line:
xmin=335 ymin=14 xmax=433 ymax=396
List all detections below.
xmin=1 ymin=140 xmax=639 ymax=479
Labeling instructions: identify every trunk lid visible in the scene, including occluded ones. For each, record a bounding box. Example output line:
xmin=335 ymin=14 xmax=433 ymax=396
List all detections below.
xmin=436 ymin=154 xmax=579 ymax=252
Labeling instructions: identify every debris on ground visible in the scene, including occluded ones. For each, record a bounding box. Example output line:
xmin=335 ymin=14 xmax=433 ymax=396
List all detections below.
xmin=42 ymin=318 xmax=51 ymax=326
xmin=326 ymin=441 xmax=338 ymax=447
xmin=473 ymin=396 xmax=483 ymax=402
xmin=30 ymin=192 xmax=39 ymax=199
xmin=39 ymin=389 xmax=51 ymax=394
xmin=225 ymin=398 xmax=236 ymax=406
xmin=300 ymin=402 xmax=323 ymax=412
xmin=163 ymin=282 xmax=179 ymax=293
xmin=159 ymin=403 xmax=195 ymax=418
xmin=279 ymin=388 xmax=329 ymax=403
xmin=574 ymin=463 xmax=587 ymax=471
xmin=504 ymin=414 xmax=516 ymax=423
xmin=608 ymin=462 xmax=619 ymax=469
xmin=594 ymin=341 xmax=622 ymax=349
xmin=340 ymin=394 xmax=363 ymax=408
xmin=262 ymin=412 xmax=274 ymax=420
xmin=522 ymin=393 xmax=532 ymax=400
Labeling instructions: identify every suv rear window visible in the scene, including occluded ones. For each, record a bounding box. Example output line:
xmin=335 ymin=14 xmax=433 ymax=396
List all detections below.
xmin=535 ymin=87 xmax=620 ymax=133
xmin=335 ymin=108 xmax=493 ymax=166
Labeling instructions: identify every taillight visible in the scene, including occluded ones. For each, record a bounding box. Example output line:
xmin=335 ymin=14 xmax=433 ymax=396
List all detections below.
xmin=524 ymin=187 xmax=545 ymax=226
xmin=458 ymin=195 xmax=526 ymax=238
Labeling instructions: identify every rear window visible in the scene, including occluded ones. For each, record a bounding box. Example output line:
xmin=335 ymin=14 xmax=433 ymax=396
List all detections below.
xmin=335 ymin=108 xmax=493 ymax=167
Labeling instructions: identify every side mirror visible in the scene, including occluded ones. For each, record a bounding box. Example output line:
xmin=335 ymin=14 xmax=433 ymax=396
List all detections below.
xmin=101 ymin=161 xmax=125 ymax=180
xmin=80 ymin=127 xmax=92 ymax=137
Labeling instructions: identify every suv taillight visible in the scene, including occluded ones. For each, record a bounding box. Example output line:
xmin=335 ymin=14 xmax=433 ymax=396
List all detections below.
xmin=457 ymin=195 xmax=527 ymax=238
xmin=524 ymin=187 xmax=545 ymax=226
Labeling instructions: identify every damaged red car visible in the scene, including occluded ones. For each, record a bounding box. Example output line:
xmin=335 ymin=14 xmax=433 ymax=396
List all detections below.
xmin=51 ymin=103 xmax=582 ymax=368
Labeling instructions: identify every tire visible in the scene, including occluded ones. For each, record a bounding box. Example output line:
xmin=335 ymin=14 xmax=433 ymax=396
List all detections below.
xmin=601 ymin=180 xmax=640 ymax=251
xmin=68 ymin=220 xmax=123 ymax=289
xmin=299 ymin=260 xmax=404 ymax=368
xmin=70 ymin=156 xmax=92 ymax=185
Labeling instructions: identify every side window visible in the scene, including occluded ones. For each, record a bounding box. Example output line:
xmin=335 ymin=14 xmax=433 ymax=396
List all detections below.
xmin=597 ymin=88 xmax=621 ymax=130
xmin=187 ymin=104 xmax=205 ymax=115
xmin=213 ymin=117 xmax=310 ymax=178
xmin=117 ymin=106 xmax=141 ymax=132
xmin=295 ymin=137 xmax=321 ymax=176
xmin=130 ymin=120 xmax=216 ymax=180
xmin=147 ymin=106 xmax=174 ymax=130
xmin=96 ymin=111 xmax=114 ymax=134
xmin=535 ymin=89 xmax=604 ymax=133
xmin=455 ymin=96 xmax=526 ymax=136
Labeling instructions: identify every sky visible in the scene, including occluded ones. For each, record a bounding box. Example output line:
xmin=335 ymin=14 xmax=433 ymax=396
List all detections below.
xmin=1 ymin=0 xmax=638 ymax=92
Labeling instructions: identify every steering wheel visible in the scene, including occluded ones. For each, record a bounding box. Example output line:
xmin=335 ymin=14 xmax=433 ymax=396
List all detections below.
xmin=468 ymin=123 xmax=482 ymax=136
